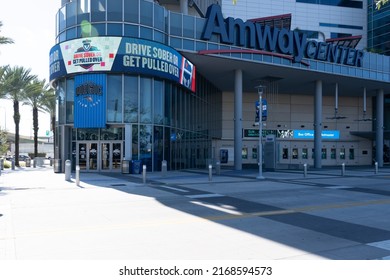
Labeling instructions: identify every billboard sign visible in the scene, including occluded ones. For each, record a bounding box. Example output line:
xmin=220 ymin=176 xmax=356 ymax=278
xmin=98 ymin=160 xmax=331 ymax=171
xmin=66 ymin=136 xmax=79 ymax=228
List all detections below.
xmin=49 ymin=37 xmax=196 ymax=92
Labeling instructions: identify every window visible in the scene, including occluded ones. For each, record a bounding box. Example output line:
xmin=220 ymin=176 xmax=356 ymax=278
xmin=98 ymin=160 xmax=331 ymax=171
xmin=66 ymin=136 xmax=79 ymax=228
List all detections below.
xmin=140 ymin=77 xmax=152 ymax=123
xmin=124 ymin=0 xmax=138 ymax=23
xmin=91 ymin=0 xmax=106 ymax=22
xmin=107 ymin=0 xmax=122 ymax=21
xmin=282 ymin=148 xmax=288 ymax=159
xmin=107 ymin=75 xmax=123 ymax=123
xmin=124 ymin=76 xmax=138 ymax=123
xmin=292 ymin=148 xmax=298 ymax=159
xmin=66 ymin=79 xmax=74 ymax=123
xmin=242 ymin=148 xmax=248 ymax=159
xmin=154 ymin=79 xmax=164 ymax=124
xmin=340 ymin=148 xmax=345 ymax=159
xmin=331 ymin=148 xmax=336 ymax=159
xmin=302 ymin=148 xmax=308 ymax=159
xmin=322 ymin=148 xmax=327 ymax=159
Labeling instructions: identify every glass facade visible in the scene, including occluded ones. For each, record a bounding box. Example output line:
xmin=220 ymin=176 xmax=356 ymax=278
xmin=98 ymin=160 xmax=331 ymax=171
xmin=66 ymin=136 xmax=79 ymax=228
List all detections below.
xmin=55 ymin=73 xmax=219 ymax=171
xmin=368 ymin=0 xmax=390 ymax=55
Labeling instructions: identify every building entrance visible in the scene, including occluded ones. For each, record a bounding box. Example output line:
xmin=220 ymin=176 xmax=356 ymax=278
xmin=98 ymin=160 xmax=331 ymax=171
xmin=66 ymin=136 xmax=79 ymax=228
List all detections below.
xmin=76 ymin=141 xmax=122 ymax=172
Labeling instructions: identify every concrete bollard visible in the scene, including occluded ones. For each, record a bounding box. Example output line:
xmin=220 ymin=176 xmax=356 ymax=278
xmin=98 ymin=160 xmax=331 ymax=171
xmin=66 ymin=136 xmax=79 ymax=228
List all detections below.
xmin=208 ymin=164 xmax=212 ymax=181
xmin=303 ymin=163 xmax=307 ymax=178
xmin=142 ymin=165 xmax=147 ymax=184
xmin=0 ymin=158 xmax=3 ymax=170
xmin=11 ymin=159 xmax=15 ymax=170
xmin=341 ymin=163 xmax=345 ymax=176
xmin=375 ymin=162 xmax=378 ymax=174
xmin=65 ymin=159 xmax=71 ymax=181
xmin=161 ymin=160 xmax=167 ymax=177
xmin=216 ymin=161 xmax=221 ymax=175
xmin=76 ymin=165 xmax=80 ymax=186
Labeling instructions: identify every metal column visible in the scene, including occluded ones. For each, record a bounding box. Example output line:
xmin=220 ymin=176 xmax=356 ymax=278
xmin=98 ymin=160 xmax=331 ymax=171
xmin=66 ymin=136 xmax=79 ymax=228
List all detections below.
xmin=234 ymin=69 xmax=243 ymax=171
xmin=376 ymin=89 xmax=384 ymax=167
xmin=314 ymin=80 xmax=323 ymax=169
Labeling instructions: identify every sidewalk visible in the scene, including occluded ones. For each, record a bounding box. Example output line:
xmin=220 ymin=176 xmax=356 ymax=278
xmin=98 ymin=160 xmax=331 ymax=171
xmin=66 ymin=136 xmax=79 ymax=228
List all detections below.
xmin=1 ymin=165 xmax=390 ymax=260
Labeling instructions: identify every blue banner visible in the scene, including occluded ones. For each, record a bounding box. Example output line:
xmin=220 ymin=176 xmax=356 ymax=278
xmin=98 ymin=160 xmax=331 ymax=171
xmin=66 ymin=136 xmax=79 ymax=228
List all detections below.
xmin=74 ymin=74 xmax=107 ymax=128
xmin=293 ymin=130 xmax=340 ymax=139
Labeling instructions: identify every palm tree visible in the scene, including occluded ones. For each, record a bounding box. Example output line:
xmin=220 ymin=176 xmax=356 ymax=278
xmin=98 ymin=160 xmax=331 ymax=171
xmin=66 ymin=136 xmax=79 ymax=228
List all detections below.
xmin=376 ymin=0 xmax=389 ymax=9
xmin=0 ymin=21 xmax=14 ymax=45
xmin=1 ymin=66 xmax=36 ymax=166
xmin=41 ymin=86 xmax=56 ymax=141
xmin=0 ymin=65 xmax=9 ymax=99
xmin=23 ymin=78 xmax=49 ymax=158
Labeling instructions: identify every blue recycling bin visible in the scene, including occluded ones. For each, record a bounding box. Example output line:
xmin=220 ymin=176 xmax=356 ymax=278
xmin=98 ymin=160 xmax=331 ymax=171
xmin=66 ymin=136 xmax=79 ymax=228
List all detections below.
xmin=131 ymin=160 xmax=142 ymax=174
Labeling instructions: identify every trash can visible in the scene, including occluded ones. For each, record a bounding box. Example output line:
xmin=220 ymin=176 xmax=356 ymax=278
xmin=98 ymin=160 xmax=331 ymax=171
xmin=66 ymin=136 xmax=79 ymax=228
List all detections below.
xmin=122 ymin=159 xmax=130 ymax=174
xmin=25 ymin=158 xmax=31 ymax=167
xmin=131 ymin=160 xmax=142 ymax=174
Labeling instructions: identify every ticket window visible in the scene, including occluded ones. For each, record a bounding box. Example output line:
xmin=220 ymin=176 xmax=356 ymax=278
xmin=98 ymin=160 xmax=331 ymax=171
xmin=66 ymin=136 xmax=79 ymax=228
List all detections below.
xmin=242 ymin=148 xmax=248 ymax=159
xmin=252 ymin=148 xmax=258 ymax=159
xmin=282 ymin=148 xmax=288 ymax=159
xmin=302 ymin=148 xmax=308 ymax=159
xmin=292 ymin=148 xmax=298 ymax=159
xmin=331 ymin=148 xmax=336 ymax=159
xmin=349 ymin=148 xmax=355 ymax=160
xmin=322 ymin=148 xmax=327 ymax=159
xmin=340 ymin=148 xmax=346 ymax=160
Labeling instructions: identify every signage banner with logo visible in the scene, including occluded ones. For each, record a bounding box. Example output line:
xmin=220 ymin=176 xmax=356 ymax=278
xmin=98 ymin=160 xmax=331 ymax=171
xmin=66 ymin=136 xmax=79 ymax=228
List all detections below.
xmin=49 ymin=37 xmax=196 ymax=92
xmin=74 ymin=74 xmax=107 ymax=128
xmin=293 ymin=130 xmax=340 ymax=140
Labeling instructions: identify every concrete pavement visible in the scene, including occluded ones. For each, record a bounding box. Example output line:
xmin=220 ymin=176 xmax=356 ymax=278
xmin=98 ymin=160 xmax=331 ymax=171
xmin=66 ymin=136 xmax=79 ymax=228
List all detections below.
xmin=1 ymin=164 xmax=390 ymax=260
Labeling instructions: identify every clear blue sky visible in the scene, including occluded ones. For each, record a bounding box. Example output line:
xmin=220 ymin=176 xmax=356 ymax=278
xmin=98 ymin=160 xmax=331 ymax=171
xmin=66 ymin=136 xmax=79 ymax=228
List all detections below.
xmin=0 ymin=0 xmax=60 ymax=136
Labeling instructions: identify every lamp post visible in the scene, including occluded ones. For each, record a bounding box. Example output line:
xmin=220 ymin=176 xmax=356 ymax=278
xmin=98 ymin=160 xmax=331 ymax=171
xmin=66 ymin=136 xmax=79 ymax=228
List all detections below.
xmin=255 ymin=85 xmax=265 ymax=180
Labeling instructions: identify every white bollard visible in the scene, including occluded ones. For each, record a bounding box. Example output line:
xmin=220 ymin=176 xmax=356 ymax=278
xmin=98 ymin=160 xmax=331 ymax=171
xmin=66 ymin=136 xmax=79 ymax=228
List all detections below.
xmin=375 ymin=162 xmax=378 ymax=174
xmin=208 ymin=164 xmax=212 ymax=181
xmin=142 ymin=165 xmax=147 ymax=184
xmin=341 ymin=163 xmax=345 ymax=176
xmin=65 ymin=159 xmax=71 ymax=181
xmin=76 ymin=165 xmax=80 ymax=186
xmin=303 ymin=163 xmax=307 ymax=178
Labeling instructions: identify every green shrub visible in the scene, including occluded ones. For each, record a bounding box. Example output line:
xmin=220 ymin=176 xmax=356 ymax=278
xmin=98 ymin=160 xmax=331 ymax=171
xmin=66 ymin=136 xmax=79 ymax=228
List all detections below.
xmin=3 ymin=160 xmax=11 ymax=168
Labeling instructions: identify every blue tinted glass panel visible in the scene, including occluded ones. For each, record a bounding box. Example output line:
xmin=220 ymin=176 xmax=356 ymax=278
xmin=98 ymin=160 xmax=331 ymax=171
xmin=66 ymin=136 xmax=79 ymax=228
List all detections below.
xmin=297 ymin=0 xmax=362 ymax=8
xmin=107 ymin=0 xmax=122 ymax=21
xmin=124 ymin=75 xmax=138 ymax=123
xmin=320 ymin=22 xmax=363 ymax=30
xmin=66 ymin=1 xmax=77 ymax=28
xmin=107 ymin=75 xmax=123 ymax=123
xmin=59 ymin=32 xmax=66 ymax=42
xmin=66 ymin=79 xmax=74 ymax=123
xmin=140 ymin=27 xmax=153 ymax=40
xmin=92 ymin=23 xmax=106 ymax=36
xmin=183 ymin=15 xmax=194 ymax=38
xmin=183 ymin=39 xmax=194 ymax=50
xmin=154 ymin=4 xmax=164 ymax=31
xmin=170 ymin=37 xmax=182 ymax=49
xmin=154 ymin=31 xmax=165 ymax=43
xmin=124 ymin=0 xmax=138 ymax=23
xmin=124 ymin=24 xmax=138 ymax=37
xmin=140 ymin=78 xmax=152 ymax=123
xmin=195 ymin=18 xmax=205 ymax=40
xmin=66 ymin=27 xmax=77 ymax=40
xmin=91 ymin=0 xmax=106 ymax=22
xmin=196 ymin=41 xmax=207 ymax=51
xmin=140 ymin=0 xmax=153 ymax=26
xmin=170 ymin=13 xmax=182 ymax=36
xmin=107 ymin=23 xmax=123 ymax=36
xmin=59 ymin=7 xmax=66 ymax=32
xmin=77 ymin=0 xmax=90 ymax=24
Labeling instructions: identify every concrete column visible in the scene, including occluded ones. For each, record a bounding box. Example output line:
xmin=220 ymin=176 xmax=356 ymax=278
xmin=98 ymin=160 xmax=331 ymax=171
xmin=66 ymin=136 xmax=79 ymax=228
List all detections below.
xmin=234 ymin=69 xmax=243 ymax=171
xmin=180 ymin=0 xmax=188 ymax=15
xmin=376 ymin=89 xmax=384 ymax=167
xmin=314 ymin=80 xmax=322 ymax=169
xmin=125 ymin=124 xmax=132 ymax=160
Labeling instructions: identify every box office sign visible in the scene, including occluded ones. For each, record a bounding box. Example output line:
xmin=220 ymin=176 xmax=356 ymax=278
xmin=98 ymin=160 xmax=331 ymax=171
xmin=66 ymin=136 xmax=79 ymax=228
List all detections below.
xmin=49 ymin=37 xmax=196 ymax=92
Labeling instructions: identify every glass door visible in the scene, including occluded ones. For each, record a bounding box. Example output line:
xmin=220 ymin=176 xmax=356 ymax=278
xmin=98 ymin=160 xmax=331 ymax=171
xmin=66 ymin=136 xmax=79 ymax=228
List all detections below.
xmin=101 ymin=143 xmax=110 ymax=170
xmin=78 ymin=143 xmax=87 ymax=170
xmin=89 ymin=143 xmax=98 ymax=170
xmin=112 ymin=142 xmax=122 ymax=171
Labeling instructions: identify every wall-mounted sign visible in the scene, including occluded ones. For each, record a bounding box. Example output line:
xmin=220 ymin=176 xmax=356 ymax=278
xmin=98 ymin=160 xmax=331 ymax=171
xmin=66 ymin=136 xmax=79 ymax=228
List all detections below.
xmin=74 ymin=74 xmax=107 ymax=128
xmin=293 ymin=130 xmax=340 ymax=139
xmin=50 ymin=37 xmax=196 ymax=92
xmin=202 ymin=4 xmax=364 ymax=67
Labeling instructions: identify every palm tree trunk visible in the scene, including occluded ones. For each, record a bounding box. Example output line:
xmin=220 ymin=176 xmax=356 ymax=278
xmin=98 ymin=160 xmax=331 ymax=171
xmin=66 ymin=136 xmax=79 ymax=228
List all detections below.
xmin=13 ymin=100 xmax=20 ymax=167
xmin=33 ymin=107 xmax=39 ymax=157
